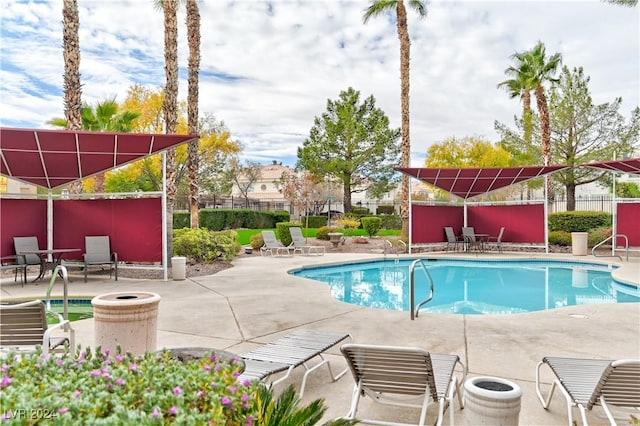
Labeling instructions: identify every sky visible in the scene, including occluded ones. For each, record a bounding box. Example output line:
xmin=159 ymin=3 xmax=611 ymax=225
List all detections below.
xmin=1 ymin=0 xmax=638 ymax=167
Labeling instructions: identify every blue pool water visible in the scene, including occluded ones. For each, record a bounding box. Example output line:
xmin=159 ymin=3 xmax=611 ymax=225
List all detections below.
xmin=292 ymin=259 xmax=640 ymax=315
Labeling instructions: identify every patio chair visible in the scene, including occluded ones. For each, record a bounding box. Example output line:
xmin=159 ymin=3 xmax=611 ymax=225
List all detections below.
xmin=462 ymin=227 xmax=482 ymax=252
xmin=237 ymin=329 xmax=352 ymax=398
xmin=289 ymin=227 xmax=325 ymax=256
xmin=487 ymin=227 xmax=505 ymax=253
xmin=1 ymin=255 xmax=27 ymax=286
xmin=0 ymin=299 xmax=75 ymax=355
xmin=340 ymin=343 xmax=467 ymax=426
xmin=13 ymin=236 xmax=44 ymax=281
xmin=260 ymin=230 xmax=293 ymax=256
xmin=83 ymin=236 xmax=118 ymax=282
xmin=444 ymin=227 xmax=463 ymax=252
xmin=535 ymin=356 xmax=640 ymax=426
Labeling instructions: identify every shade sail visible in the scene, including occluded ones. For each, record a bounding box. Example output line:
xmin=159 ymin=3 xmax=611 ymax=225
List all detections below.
xmin=0 ymin=127 xmax=198 ymax=189
xmin=396 ymin=165 xmax=569 ymax=199
xmin=582 ymin=158 xmax=640 ymax=176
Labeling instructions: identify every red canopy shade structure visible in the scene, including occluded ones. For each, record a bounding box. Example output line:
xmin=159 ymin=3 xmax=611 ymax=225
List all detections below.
xmin=396 ymin=165 xmax=569 ymax=199
xmin=0 ymin=127 xmax=198 ymax=189
xmin=581 ymin=158 xmax=640 ymax=176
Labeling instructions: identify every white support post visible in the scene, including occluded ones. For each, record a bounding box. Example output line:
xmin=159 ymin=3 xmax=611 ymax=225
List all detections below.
xmin=408 ymin=177 xmax=412 ymax=254
xmin=47 ymin=191 xmax=53 ymax=261
xmin=162 ymin=152 xmax=168 ymax=281
xmin=544 ymin=175 xmax=549 ymax=254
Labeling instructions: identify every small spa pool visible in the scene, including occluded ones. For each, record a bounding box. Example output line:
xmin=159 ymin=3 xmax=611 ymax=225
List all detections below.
xmin=292 ymin=259 xmax=640 ymax=315
xmin=47 ymin=298 xmax=94 ymax=322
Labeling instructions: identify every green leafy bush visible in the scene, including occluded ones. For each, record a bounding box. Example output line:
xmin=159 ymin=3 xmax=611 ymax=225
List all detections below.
xmin=349 ymin=207 xmax=370 ymax=215
xmin=275 ymin=222 xmax=299 ymax=247
xmin=173 ymin=212 xmax=190 ymax=229
xmin=250 ymin=233 xmax=265 ymax=250
xmin=334 ymin=218 xmax=360 ymax=230
xmin=301 ymin=216 xmax=329 ymax=228
xmin=173 ymin=228 xmax=240 ymax=261
xmin=588 ymin=227 xmax=612 ymax=247
xmin=548 ymin=230 xmax=572 ymax=246
xmin=315 ymin=226 xmax=339 ymax=240
xmin=376 ymin=205 xmax=396 ymax=215
xmin=378 ymin=214 xmax=401 ymax=230
xmin=361 ymin=216 xmax=382 ymax=237
xmin=548 ymin=211 xmax=611 ymax=232
xmin=0 ymin=347 xmax=258 ymax=424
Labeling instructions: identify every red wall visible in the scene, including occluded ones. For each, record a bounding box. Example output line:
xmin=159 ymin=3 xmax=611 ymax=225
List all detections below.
xmin=1 ymin=199 xmax=48 ymax=257
xmin=0 ymin=198 xmax=161 ymax=262
xmin=617 ymin=202 xmax=640 ymax=246
xmin=410 ymin=203 xmax=546 ymax=244
xmin=468 ymin=204 xmax=546 ymax=244
xmin=411 ymin=205 xmax=464 ymax=244
xmin=53 ymin=199 xmax=162 ymax=262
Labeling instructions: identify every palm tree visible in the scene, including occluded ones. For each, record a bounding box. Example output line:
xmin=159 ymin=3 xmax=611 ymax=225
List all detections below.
xmin=363 ymin=0 xmax=427 ymax=239
xmin=186 ymin=0 xmax=201 ymax=229
xmin=498 ymin=61 xmax=534 ymax=147
xmin=48 ymin=98 xmax=140 ymax=192
xmin=62 ymin=0 xmax=83 ymax=193
xmin=504 ymin=41 xmax=561 ymax=202
xmin=156 ymin=0 xmax=179 ymax=262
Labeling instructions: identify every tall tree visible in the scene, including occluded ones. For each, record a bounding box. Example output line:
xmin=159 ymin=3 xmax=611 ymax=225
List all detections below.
xmin=62 ymin=0 xmax=83 ymax=193
xmin=498 ymin=59 xmax=535 ymax=150
xmin=363 ymin=0 xmax=427 ymax=239
xmin=186 ymin=0 xmax=201 ymax=229
xmin=230 ymin=160 xmax=262 ymax=208
xmin=157 ymin=0 xmax=179 ymax=262
xmin=48 ymin=97 xmax=140 ymax=192
xmin=505 ymin=42 xmax=561 ymax=202
xmin=297 ymin=87 xmax=400 ymax=213
xmin=548 ymin=66 xmax=639 ymax=210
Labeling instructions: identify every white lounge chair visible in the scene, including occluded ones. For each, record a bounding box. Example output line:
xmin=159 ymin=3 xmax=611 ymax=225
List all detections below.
xmin=535 ymin=356 xmax=640 ymax=425
xmin=0 ymin=299 xmax=75 ymax=355
xmin=289 ymin=227 xmax=325 ymax=256
xmin=237 ymin=329 xmax=352 ymax=398
xmin=260 ymin=230 xmax=293 ymax=256
xmin=340 ymin=343 xmax=467 ymax=426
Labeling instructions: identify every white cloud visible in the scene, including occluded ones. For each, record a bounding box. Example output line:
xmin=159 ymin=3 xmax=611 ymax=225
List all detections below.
xmin=1 ymin=0 xmax=638 ymax=167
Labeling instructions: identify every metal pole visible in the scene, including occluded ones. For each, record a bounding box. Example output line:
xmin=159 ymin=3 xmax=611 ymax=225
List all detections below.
xmin=162 ymin=152 xmax=168 ymax=281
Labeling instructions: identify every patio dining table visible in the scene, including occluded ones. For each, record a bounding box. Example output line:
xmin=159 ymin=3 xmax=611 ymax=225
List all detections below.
xmin=17 ymin=248 xmax=81 ymax=282
xmin=464 ymin=234 xmax=489 ymax=253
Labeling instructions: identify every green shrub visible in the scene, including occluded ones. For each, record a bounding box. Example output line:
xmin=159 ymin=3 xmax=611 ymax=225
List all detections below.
xmin=361 ymin=216 xmax=382 ymax=237
xmin=548 ymin=230 xmax=572 ymax=246
xmin=173 ymin=212 xmax=190 ymax=229
xmin=315 ymin=226 xmax=339 ymax=240
xmin=548 ymin=211 xmax=611 ymax=232
xmin=588 ymin=227 xmax=612 ymax=247
xmin=334 ymin=218 xmax=360 ymax=230
xmin=275 ymin=222 xmax=299 ymax=247
xmin=376 ymin=205 xmax=396 ymax=215
xmin=0 ymin=346 xmax=258 ymax=424
xmin=350 ymin=207 xmax=370 ymax=215
xmin=198 ymin=209 xmax=284 ymax=231
xmin=250 ymin=232 xmax=265 ymax=249
xmin=379 ymin=214 xmax=401 ymax=230
xmin=273 ymin=210 xmax=291 ymax=224
xmin=173 ymin=228 xmax=240 ymax=261
xmin=301 ymin=215 xmax=329 ymax=228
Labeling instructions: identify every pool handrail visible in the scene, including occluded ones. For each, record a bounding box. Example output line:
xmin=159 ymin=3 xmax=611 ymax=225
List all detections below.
xmin=410 ymin=259 xmax=434 ymax=320
xmin=45 ymin=265 xmax=71 ymax=331
xmin=592 ymin=234 xmax=628 ymax=261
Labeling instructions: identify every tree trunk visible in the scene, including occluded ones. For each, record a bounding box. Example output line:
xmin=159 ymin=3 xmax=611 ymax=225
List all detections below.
xmin=566 ymin=183 xmax=576 ymax=211
xmin=187 ymin=0 xmax=201 ymax=229
xmin=535 ymin=85 xmax=554 ymax=203
xmin=62 ymin=0 xmax=83 ymax=194
xmin=163 ymin=0 xmax=179 ymax=264
xmin=397 ymin=0 xmax=411 ymax=239
xmin=343 ymin=176 xmax=352 ymax=213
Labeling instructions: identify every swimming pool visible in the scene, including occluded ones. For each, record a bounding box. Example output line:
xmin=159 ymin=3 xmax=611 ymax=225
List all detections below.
xmin=292 ymin=259 xmax=640 ymax=315
xmin=47 ymin=298 xmax=94 ymax=322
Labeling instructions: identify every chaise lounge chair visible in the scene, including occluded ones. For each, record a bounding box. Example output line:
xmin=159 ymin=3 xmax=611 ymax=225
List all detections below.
xmin=0 ymin=299 xmax=75 ymax=355
xmin=260 ymin=230 xmax=294 ymax=256
xmin=237 ymin=329 xmax=352 ymax=398
xmin=340 ymin=343 xmax=467 ymax=426
xmin=535 ymin=356 xmax=640 ymax=425
xmin=289 ymin=227 xmax=325 ymax=256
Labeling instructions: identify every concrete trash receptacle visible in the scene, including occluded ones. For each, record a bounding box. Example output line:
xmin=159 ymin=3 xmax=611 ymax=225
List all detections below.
xmin=92 ymin=292 xmax=161 ymax=355
xmin=464 ymin=376 xmax=522 ymax=425
xmin=172 ymin=256 xmax=187 ymax=280
xmin=571 ymin=232 xmax=589 ymax=256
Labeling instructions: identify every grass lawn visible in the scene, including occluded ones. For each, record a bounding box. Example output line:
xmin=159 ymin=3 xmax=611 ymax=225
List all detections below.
xmin=235 ymin=228 xmax=401 ymax=245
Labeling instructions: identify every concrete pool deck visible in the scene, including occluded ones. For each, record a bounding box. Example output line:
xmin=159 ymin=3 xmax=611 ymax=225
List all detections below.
xmin=1 ymin=252 xmax=639 ymax=425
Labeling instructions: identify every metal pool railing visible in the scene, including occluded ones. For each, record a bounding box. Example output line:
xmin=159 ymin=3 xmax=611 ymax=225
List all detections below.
xmin=45 ymin=265 xmax=71 ymax=330
xmin=409 ymin=259 xmax=434 ymax=320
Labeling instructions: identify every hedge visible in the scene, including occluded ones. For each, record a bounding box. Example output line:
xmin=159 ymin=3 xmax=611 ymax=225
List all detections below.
xmin=548 ymin=211 xmax=611 ymax=232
